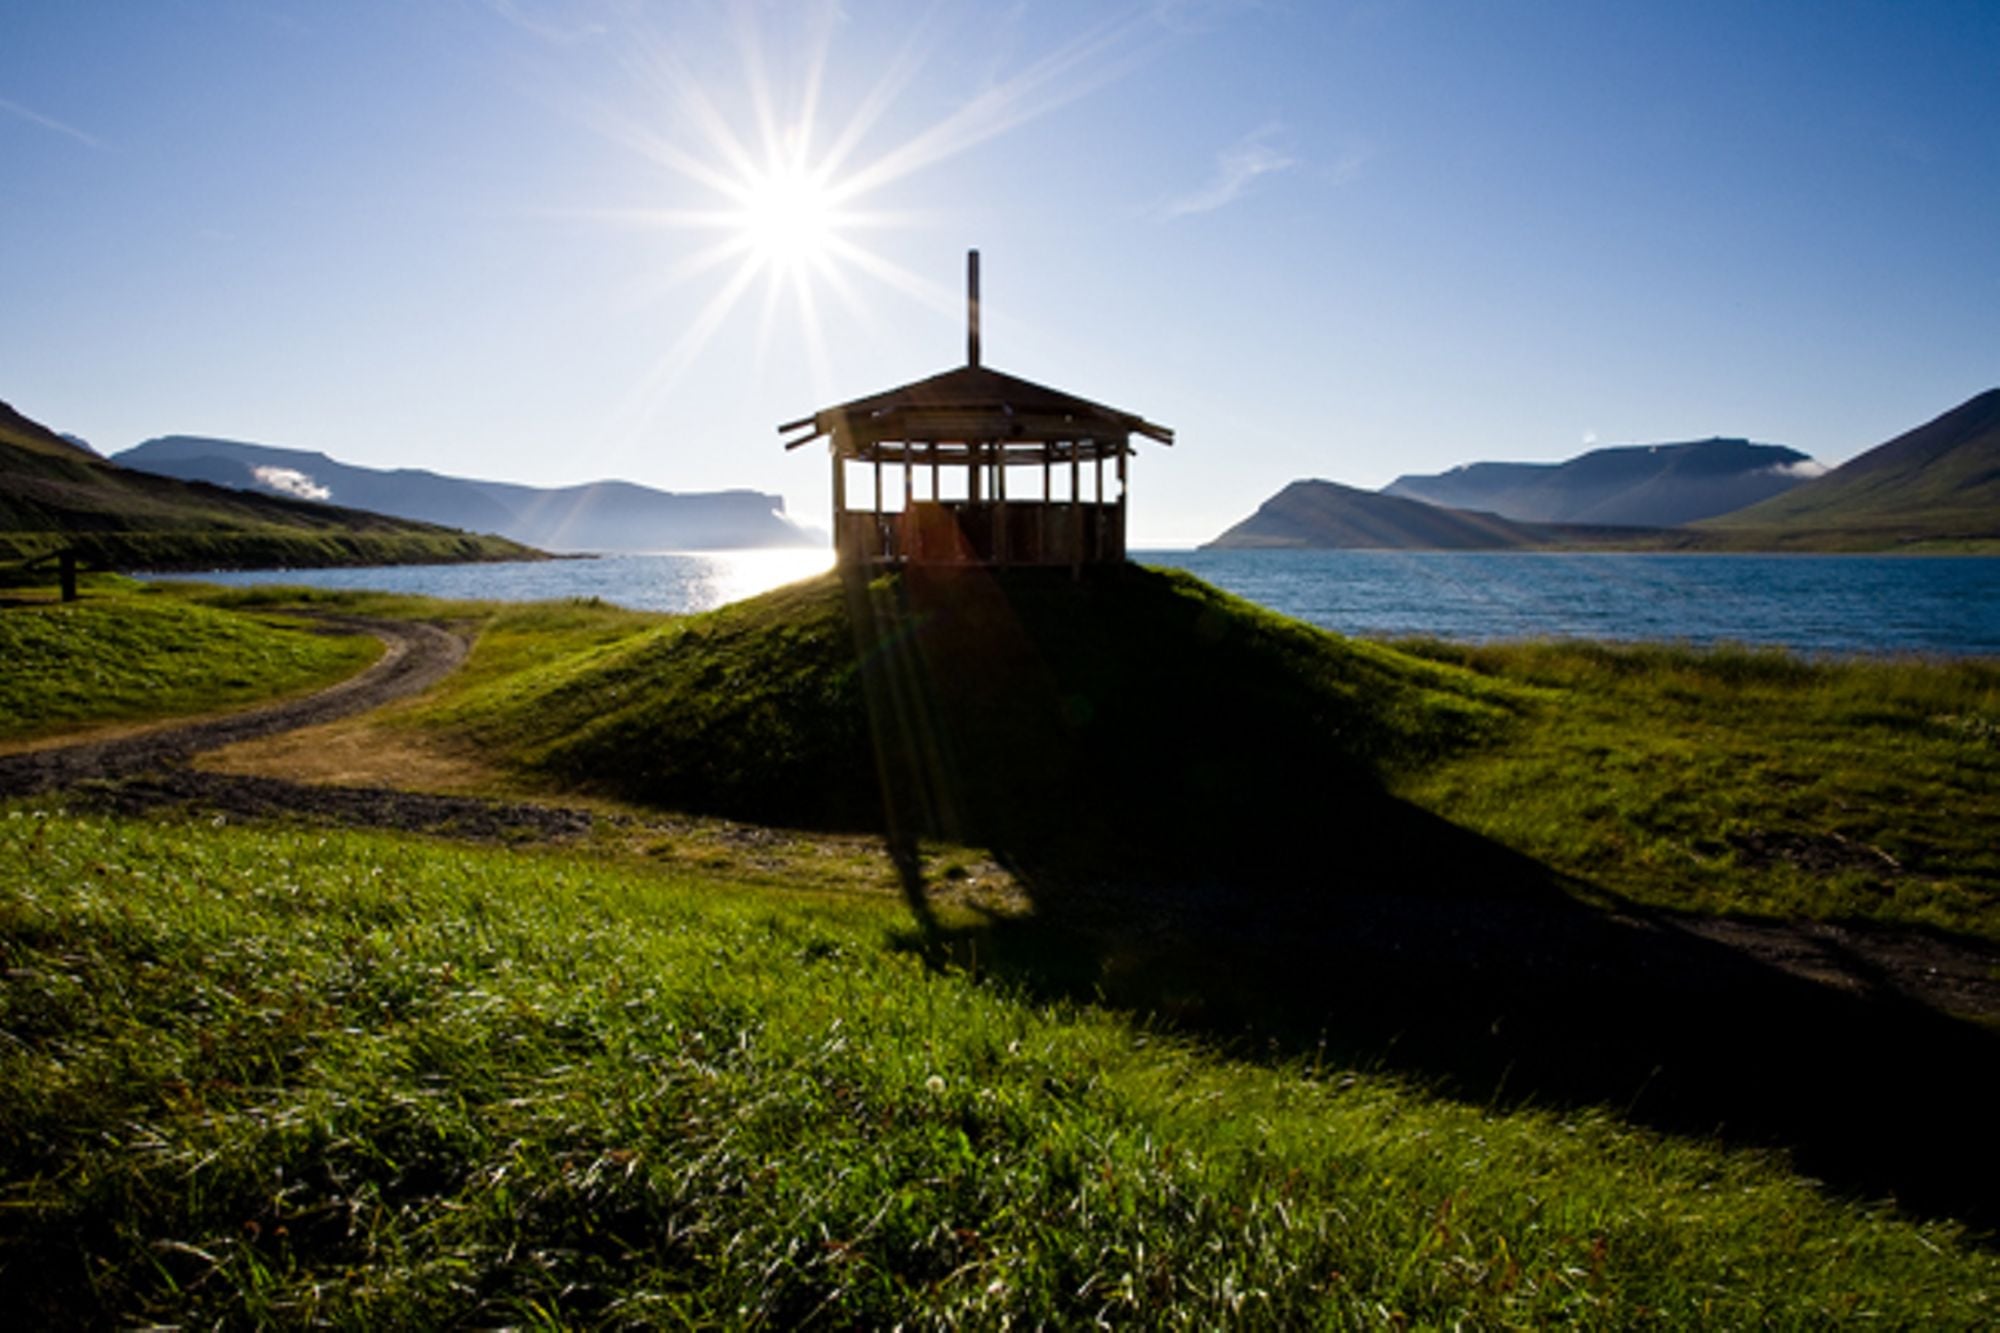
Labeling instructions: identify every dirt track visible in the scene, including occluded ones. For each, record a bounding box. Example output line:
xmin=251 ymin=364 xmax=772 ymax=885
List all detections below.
xmin=0 ymin=616 xmax=612 ymax=842
xmin=0 ymin=617 xmax=469 ymax=797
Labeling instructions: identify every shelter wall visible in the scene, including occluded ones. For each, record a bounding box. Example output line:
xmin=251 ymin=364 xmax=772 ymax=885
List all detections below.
xmin=838 ymin=500 xmax=1123 ymax=567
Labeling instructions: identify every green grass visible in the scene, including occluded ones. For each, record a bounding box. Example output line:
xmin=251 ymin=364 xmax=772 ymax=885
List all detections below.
xmin=0 ymin=583 xmax=381 ymax=743
xmin=424 ymin=566 xmax=1517 ymax=853
xmin=1395 ymin=640 xmax=2000 ymax=940
xmin=3 ymin=806 xmax=1993 ymax=1326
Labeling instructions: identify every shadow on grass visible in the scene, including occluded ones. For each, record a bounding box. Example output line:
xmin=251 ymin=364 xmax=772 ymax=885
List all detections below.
xmin=852 ymin=563 xmax=2000 ymax=1237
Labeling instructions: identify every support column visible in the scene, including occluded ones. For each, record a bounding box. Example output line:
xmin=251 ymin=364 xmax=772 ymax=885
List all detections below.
xmin=1071 ymin=445 xmax=1083 ymax=573
xmin=1116 ymin=443 xmax=1128 ymax=562
xmin=831 ymin=451 xmax=848 ymax=560
xmin=995 ymin=444 xmax=1009 ymax=567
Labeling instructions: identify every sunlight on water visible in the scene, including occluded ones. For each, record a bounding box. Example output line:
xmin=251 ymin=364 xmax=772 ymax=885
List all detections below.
xmin=149 ymin=547 xmax=835 ymax=615
xmin=677 ymin=547 xmax=837 ymax=608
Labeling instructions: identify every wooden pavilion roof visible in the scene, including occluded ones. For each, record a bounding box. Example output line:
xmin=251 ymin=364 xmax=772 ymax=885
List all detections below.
xmin=779 ymin=363 xmax=1173 ymax=457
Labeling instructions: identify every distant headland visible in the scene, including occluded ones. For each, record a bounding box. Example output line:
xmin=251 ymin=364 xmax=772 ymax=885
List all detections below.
xmin=1207 ymin=388 xmax=2000 ymax=554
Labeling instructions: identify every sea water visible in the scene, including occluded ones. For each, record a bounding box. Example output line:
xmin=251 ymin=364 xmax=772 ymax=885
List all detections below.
xmin=1150 ymin=550 xmax=2000 ymax=656
xmin=149 ymin=548 xmax=2000 ymax=656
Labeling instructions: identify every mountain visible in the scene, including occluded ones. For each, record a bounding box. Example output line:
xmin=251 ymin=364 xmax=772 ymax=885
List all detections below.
xmin=1695 ymin=389 xmax=2000 ymax=550
xmin=1385 ymin=438 xmax=1820 ymax=527
xmin=1203 ymin=479 xmax=1665 ymax=550
xmin=2 ymin=402 xmax=539 ymax=571
xmin=114 ymin=437 xmax=818 ymax=553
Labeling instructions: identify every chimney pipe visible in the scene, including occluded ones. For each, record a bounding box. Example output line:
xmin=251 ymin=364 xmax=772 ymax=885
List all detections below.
xmin=967 ymin=248 xmax=981 ymax=367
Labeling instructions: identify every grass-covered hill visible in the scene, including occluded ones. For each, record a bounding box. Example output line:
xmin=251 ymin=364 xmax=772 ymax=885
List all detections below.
xmin=1694 ymin=387 xmax=2000 ymax=550
xmin=1 ymin=398 xmax=98 ymax=462
xmin=434 ymin=563 xmax=1517 ymax=876
xmin=1 ymin=399 xmax=541 ymax=570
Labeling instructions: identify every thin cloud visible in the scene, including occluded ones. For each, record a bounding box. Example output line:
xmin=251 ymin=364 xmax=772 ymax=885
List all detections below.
xmin=0 ymin=96 xmax=104 ymax=150
xmin=1166 ymin=123 xmax=1296 ymax=217
xmin=486 ymin=0 xmax=608 ymax=46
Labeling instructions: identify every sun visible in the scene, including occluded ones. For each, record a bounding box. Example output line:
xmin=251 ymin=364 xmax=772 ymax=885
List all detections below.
xmin=584 ymin=1 xmax=1166 ymax=400
xmin=733 ymin=160 xmax=840 ymax=272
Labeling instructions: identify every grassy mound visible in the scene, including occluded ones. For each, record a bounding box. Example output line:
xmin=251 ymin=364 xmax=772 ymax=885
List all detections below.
xmin=435 ymin=565 xmax=1517 ymax=866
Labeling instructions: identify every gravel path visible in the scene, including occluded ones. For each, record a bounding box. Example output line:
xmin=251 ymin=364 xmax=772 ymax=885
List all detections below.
xmin=0 ymin=617 xmax=468 ymax=796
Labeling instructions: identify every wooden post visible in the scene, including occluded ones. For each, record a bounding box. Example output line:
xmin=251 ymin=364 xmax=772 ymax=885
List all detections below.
xmin=1071 ymin=446 xmax=1083 ymax=573
xmin=1116 ymin=443 xmax=1128 ymax=562
xmin=59 ymin=548 xmax=78 ymax=603
xmin=831 ymin=450 xmax=848 ymax=561
xmin=995 ymin=445 xmax=1008 ymax=567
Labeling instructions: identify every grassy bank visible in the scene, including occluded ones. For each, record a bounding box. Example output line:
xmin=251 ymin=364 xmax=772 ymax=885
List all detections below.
xmin=0 ymin=527 xmax=536 ymax=571
xmin=0 ymin=582 xmax=380 ymax=744
xmin=2 ymin=808 xmax=1992 ymax=1326
xmin=1397 ymin=640 xmax=2000 ymax=940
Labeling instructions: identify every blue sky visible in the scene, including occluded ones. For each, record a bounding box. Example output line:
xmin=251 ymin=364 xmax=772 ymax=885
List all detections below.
xmin=5 ymin=0 xmax=1997 ymax=545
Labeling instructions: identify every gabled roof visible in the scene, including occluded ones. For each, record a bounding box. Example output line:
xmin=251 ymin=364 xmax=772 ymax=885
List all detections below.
xmin=781 ymin=363 xmax=1173 ymax=451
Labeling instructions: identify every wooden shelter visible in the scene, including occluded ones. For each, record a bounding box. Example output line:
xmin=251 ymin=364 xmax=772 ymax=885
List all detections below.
xmin=780 ymin=252 xmax=1172 ymax=569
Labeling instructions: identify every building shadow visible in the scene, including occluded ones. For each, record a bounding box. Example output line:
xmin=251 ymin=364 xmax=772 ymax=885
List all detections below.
xmin=844 ymin=561 xmax=2000 ymax=1237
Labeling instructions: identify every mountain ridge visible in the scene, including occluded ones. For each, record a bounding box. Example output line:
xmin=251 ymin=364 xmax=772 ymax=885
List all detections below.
xmin=115 ymin=436 xmax=819 ymax=553
xmin=1385 ymin=437 xmax=1818 ymax=527
xmin=1209 ymin=390 xmax=2000 ymax=553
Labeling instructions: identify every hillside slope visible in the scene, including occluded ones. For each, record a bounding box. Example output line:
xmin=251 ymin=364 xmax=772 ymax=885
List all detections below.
xmin=433 ymin=564 xmax=1517 ymax=872
xmin=1204 ymin=478 xmax=1663 ymax=550
xmin=116 ymin=435 xmax=818 ymax=552
xmin=1386 ymin=438 xmax=1817 ymax=526
xmin=1697 ymin=388 xmax=2000 ymax=549
xmin=2 ymin=403 xmax=540 ymax=570
xmin=1 ymin=399 xmax=99 ymax=463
